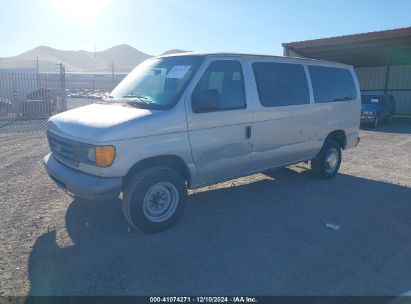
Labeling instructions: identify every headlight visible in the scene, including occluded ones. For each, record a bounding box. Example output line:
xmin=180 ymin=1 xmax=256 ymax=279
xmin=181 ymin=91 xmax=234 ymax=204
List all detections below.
xmin=363 ymin=111 xmax=374 ymax=116
xmin=86 ymin=147 xmax=96 ymax=163
xmin=81 ymin=145 xmax=116 ymax=167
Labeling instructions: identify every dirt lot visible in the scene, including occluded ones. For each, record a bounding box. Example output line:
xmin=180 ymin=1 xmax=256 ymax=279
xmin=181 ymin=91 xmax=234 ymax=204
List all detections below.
xmin=0 ymin=116 xmax=410 ymax=297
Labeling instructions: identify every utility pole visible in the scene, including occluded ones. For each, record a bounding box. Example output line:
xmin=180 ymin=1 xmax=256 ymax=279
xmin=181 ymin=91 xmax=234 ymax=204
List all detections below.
xmin=92 ymin=45 xmax=96 ymax=103
xmin=36 ymin=56 xmax=39 ymax=90
xmin=58 ymin=63 xmax=67 ymax=111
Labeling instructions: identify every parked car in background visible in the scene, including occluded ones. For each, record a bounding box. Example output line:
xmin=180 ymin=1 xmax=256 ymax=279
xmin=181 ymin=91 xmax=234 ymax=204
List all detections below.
xmin=44 ymin=53 xmax=361 ymax=233
xmin=361 ymin=93 xmax=395 ymax=128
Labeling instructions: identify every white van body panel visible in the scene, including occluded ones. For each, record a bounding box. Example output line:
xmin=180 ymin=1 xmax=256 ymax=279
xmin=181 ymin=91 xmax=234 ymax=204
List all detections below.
xmin=44 ymin=53 xmax=361 ymax=195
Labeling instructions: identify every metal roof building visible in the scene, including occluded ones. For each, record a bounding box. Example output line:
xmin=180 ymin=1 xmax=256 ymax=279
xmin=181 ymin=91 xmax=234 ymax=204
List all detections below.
xmin=282 ymin=27 xmax=411 ymax=115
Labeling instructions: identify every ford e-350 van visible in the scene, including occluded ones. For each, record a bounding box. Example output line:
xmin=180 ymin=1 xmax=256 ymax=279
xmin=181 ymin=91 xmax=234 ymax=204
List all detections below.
xmin=44 ymin=53 xmax=361 ymax=232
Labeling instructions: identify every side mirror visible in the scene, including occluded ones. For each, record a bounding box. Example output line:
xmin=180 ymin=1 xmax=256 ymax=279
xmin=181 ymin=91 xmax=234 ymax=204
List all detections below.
xmin=192 ymin=89 xmax=221 ymax=113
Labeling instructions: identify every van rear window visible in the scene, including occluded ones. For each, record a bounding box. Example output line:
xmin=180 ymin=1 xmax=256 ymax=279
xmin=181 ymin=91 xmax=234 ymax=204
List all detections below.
xmin=252 ymin=62 xmax=310 ymax=107
xmin=308 ymin=66 xmax=357 ymax=103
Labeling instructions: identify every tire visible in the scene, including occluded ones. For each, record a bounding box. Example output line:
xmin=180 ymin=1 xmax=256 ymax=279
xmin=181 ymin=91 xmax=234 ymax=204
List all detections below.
xmin=372 ymin=116 xmax=379 ymax=128
xmin=122 ymin=167 xmax=187 ymax=233
xmin=311 ymin=139 xmax=342 ymax=179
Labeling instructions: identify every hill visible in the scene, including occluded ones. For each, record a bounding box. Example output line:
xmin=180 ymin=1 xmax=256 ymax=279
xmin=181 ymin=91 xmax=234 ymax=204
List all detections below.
xmin=0 ymin=44 xmax=153 ymax=73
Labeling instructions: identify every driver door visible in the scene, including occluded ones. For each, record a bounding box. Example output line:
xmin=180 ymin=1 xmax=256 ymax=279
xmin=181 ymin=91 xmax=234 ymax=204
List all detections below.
xmin=185 ymin=58 xmax=253 ymax=185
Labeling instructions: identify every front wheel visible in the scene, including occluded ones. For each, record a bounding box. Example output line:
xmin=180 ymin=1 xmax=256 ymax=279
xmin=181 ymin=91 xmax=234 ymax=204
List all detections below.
xmin=122 ymin=167 xmax=187 ymax=233
xmin=311 ymin=139 xmax=342 ymax=179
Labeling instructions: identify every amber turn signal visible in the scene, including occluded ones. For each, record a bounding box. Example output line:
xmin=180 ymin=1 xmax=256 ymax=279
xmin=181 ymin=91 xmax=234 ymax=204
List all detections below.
xmin=95 ymin=146 xmax=115 ymax=167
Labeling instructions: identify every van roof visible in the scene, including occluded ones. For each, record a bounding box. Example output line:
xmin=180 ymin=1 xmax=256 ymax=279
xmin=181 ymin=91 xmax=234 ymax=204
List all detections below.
xmin=156 ymin=51 xmax=352 ymax=67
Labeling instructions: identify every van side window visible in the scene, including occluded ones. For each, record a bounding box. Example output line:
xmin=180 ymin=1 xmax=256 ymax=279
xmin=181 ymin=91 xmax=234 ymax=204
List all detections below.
xmin=252 ymin=62 xmax=310 ymax=107
xmin=192 ymin=60 xmax=246 ymax=113
xmin=308 ymin=66 xmax=357 ymax=103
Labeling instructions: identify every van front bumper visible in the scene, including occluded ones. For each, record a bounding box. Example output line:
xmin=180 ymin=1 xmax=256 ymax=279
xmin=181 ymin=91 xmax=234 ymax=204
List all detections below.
xmin=43 ymin=153 xmax=122 ymax=201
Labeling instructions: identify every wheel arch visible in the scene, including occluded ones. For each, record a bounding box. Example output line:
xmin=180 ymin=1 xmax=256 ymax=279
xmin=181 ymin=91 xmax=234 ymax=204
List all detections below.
xmin=325 ymin=130 xmax=347 ymax=150
xmin=123 ymin=155 xmax=191 ymax=190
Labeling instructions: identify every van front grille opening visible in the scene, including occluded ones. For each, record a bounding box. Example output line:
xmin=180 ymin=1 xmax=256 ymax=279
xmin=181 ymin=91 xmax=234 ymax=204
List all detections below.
xmin=47 ymin=132 xmax=79 ymax=166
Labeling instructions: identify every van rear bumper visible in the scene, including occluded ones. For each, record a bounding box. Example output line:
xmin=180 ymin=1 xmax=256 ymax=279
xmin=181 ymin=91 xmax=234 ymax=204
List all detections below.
xmin=43 ymin=153 xmax=122 ymax=201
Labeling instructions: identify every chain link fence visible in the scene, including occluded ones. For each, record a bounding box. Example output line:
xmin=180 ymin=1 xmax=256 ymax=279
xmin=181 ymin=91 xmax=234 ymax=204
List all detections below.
xmin=0 ymin=66 xmax=66 ymax=127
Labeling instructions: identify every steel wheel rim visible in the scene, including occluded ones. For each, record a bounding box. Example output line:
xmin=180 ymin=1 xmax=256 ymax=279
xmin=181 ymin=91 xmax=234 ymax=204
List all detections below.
xmin=143 ymin=182 xmax=179 ymax=222
xmin=325 ymin=147 xmax=339 ymax=174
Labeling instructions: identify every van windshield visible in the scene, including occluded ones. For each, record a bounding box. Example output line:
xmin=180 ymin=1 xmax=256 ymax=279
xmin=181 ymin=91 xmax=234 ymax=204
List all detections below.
xmin=110 ymin=56 xmax=204 ymax=110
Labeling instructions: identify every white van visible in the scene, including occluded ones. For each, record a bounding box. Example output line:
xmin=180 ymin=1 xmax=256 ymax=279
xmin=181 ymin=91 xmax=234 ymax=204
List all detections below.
xmin=44 ymin=53 xmax=361 ymax=232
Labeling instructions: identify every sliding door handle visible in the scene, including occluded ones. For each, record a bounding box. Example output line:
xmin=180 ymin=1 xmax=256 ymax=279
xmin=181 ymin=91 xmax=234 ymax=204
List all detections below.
xmin=245 ymin=126 xmax=251 ymax=139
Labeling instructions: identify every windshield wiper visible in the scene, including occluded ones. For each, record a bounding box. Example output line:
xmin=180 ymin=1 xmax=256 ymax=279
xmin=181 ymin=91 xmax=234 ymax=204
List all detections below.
xmin=110 ymin=94 xmax=151 ymax=108
xmin=127 ymin=101 xmax=148 ymax=108
xmin=109 ymin=95 xmax=164 ymax=110
xmin=122 ymin=94 xmax=150 ymax=101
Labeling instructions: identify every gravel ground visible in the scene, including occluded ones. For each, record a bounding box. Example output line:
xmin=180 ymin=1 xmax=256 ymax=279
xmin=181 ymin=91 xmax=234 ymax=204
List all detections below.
xmin=0 ymin=116 xmax=410 ymax=297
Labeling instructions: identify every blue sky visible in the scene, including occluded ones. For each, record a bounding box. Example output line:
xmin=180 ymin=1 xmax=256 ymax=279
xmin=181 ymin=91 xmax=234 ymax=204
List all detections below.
xmin=1 ymin=0 xmax=411 ymax=57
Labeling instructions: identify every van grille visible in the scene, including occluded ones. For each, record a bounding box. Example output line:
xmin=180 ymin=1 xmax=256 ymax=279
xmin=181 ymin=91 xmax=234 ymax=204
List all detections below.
xmin=47 ymin=132 xmax=79 ymax=166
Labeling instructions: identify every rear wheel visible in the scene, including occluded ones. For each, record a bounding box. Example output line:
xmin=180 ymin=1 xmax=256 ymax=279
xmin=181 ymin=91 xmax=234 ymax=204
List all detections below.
xmin=311 ymin=139 xmax=342 ymax=179
xmin=122 ymin=167 xmax=187 ymax=233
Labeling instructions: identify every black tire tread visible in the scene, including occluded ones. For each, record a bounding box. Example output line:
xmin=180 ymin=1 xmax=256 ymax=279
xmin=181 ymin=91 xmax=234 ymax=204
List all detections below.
xmin=311 ymin=139 xmax=342 ymax=180
xmin=122 ymin=167 xmax=186 ymax=233
xmin=122 ymin=167 xmax=159 ymax=229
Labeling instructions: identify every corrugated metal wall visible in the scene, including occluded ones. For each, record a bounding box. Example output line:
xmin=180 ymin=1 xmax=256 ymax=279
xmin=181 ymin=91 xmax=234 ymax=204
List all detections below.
xmin=355 ymin=66 xmax=387 ymax=90
xmin=355 ymin=65 xmax=411 ymax=114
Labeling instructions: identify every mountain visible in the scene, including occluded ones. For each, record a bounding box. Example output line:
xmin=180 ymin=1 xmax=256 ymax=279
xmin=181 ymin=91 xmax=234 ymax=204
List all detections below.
xmin=0 ymin=44 xmax=153 ymax=73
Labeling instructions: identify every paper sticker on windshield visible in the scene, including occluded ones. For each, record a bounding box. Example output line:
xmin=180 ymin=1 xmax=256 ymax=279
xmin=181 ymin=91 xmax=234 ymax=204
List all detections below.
xmin=166 ymin=66 xmax=191 ymax=79
xmin=371 ymin=98 xmax=379 ymax=103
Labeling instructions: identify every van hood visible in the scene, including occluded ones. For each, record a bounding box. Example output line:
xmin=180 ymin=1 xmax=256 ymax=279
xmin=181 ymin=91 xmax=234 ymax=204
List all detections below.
xmin=47 ymin=103 xmax=153 ymax=143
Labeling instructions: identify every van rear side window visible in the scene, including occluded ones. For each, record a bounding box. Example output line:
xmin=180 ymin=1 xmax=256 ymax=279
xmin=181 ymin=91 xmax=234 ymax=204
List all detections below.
xmin=308 ymin=66 xmax=357 ymax=103
xmin=252 ymin=62 xmax=310 ymax=107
